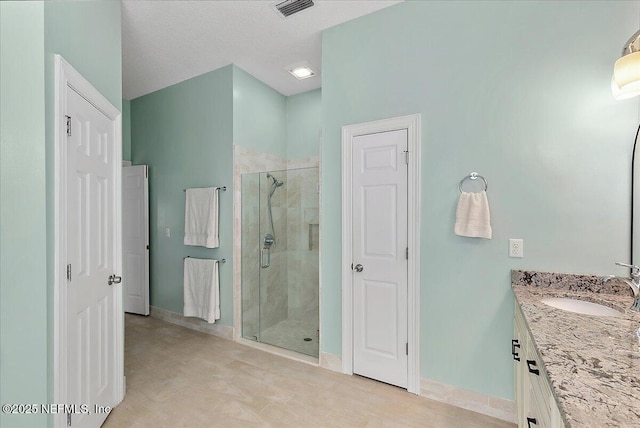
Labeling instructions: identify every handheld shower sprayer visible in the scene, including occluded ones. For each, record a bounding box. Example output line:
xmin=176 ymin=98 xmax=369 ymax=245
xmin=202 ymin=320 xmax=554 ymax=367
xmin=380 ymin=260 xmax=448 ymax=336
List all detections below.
xmin=263 ymin=172 xmax=285 ymax=255
xmin=267 ymin=173 xmax=284 ymax=187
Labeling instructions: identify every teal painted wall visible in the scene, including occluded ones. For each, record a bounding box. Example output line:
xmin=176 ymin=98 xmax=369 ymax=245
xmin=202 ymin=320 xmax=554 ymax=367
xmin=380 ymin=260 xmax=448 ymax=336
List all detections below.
xmin=286 ymin=89 xmax=321 ymax=159
xmin=0 ymin=3 xmax=48 ymax=427
xmin=321 ymin=1 xmax=639 ymax=400
xmin=130 ymin=65 xmax=320 ymax=328
xmin=44 ymin=1 xmax=122 ymax=110
xmin=123 ymin=99 xmax=132 ymax=160
xmin=1 ymin=2 xmax=121 ymax=425
xmin=131 ymin=66 xmax=234 ymax=323
xmin=233 ymin=66 xmax=287 ymax=157
xmin=44 ymin=1 xmax=122 ymax=415
xmin=0 ymin=1 xmax=122 ymax=427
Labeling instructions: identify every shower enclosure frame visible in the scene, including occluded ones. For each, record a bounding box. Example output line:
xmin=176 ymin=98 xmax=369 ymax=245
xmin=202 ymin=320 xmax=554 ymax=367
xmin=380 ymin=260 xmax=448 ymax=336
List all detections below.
xmin=241 ymin=168 xmax=319 ymax=357
xmin=232 ymin=149 xmax=321 ymax=363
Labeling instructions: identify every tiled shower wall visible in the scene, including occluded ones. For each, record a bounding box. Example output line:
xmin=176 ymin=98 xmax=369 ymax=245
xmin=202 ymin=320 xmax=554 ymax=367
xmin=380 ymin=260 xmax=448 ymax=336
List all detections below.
xmin=285 ymin=168 xmax=319 ymax=323
xmin=235 ymin=145 xmax=319 ymax=344
xmin=240 ymin=173 xmax=260 ymax=338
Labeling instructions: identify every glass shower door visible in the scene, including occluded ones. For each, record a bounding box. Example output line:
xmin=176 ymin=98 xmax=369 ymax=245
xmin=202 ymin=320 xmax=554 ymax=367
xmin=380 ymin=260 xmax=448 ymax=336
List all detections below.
xmin=256 ymin=171 xmax=289 ymax=347
xmin=241 ymin=168 xmax=319 ymax=357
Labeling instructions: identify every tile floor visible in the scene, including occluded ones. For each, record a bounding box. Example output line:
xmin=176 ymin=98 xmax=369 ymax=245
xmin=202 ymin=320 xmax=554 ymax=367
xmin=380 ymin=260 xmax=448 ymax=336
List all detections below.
xmin=103 ymin=314 xmax=515 ymax=428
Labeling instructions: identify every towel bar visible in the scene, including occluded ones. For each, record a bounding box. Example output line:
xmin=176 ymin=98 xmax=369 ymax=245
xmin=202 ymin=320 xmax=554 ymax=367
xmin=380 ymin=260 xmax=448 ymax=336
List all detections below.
xmin=183 ymin=186 xmax=226 ymax=192
xmin=459 ymin=172 xmax=488 ymax=193
xmin=183 ymin=256 xmax=226 ymax=263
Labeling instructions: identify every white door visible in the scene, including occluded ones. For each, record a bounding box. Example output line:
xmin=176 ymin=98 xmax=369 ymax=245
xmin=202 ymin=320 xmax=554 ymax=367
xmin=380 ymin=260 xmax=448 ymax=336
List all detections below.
xmin=66 ymin=86 xmax=121 ymax=427
xmin=123 ymin=165 xmax=149 ymax=315
xmin=352 ymin=129 xmax=408 ymax=388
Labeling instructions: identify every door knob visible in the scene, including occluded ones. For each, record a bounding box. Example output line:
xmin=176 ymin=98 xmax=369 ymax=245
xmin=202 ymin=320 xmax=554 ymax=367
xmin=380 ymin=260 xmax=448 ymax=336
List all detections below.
xmin=108 ymin=274 xmax=122 ymax=285
xmin=353 ymin=264 xmax=364 ymax=273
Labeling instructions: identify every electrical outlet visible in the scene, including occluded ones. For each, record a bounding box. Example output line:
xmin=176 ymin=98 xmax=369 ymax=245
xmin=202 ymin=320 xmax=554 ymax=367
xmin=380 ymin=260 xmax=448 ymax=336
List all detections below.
xmin=165 ymin=228 xmax=171 ymax=238
xmin=509 ymin=239 xmax=523 ymax=258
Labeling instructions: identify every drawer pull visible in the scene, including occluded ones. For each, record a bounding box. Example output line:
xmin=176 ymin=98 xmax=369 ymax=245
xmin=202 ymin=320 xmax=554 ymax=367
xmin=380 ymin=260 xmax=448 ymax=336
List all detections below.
xmin=527 ymin=360 xmax=540 ymax=376
xmin=511 ymin=339 xmax=521 ymax=361
xmin=527 ymin=417 xmax=537 ymax=427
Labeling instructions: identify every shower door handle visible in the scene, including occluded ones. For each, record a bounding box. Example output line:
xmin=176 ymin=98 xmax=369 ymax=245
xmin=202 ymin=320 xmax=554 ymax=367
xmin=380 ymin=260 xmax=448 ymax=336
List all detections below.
xmin=261 ymin=247 xmax=271 ymax=268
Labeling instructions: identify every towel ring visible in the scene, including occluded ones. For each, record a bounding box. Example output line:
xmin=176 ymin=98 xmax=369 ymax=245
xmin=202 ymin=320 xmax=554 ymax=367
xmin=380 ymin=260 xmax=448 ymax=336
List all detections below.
xmin=459 ymin=172 xmax=488 ymax=193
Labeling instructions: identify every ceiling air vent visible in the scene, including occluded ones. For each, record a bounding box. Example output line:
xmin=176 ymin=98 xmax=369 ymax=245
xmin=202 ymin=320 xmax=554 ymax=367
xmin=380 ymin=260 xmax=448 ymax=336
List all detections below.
xmin=273 ymin=0 xmax=315 ymax=18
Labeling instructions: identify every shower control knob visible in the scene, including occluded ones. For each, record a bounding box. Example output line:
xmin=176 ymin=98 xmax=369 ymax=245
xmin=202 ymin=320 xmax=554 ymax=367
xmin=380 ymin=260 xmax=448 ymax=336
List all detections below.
xmin=354 ymin=264 xmax=364 ymax=273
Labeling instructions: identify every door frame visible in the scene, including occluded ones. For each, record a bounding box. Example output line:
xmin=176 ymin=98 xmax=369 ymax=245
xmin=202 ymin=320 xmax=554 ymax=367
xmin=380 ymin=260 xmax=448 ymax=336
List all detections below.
xmin=53 ymin=55 xmax=124 ymax=426
xmin=123 ymin=164 xmax=150 ymax=316
xmin=341 ymin=114 xmax=421 ymax=394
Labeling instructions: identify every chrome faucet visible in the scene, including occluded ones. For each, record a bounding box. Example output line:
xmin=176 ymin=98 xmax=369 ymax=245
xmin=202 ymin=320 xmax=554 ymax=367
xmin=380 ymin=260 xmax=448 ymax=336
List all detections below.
xmin=604 ymin=262 xmax=640 ymax=312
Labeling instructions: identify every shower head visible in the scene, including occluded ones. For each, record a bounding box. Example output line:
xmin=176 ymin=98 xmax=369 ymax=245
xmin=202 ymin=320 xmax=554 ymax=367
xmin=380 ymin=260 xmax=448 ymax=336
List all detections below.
xmin=266 ymin=173 xmax=284 ymax=187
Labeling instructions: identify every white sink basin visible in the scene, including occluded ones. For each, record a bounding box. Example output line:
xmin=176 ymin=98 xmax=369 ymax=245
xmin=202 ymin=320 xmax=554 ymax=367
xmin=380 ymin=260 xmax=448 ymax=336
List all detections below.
xmin=540 ymin=298 xmax=622 ymax=317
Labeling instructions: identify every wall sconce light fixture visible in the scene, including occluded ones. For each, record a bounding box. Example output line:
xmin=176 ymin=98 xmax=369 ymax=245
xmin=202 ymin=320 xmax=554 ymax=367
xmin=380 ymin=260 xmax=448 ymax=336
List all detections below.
xmin=612 ymin=29 xmax=640 ymax=99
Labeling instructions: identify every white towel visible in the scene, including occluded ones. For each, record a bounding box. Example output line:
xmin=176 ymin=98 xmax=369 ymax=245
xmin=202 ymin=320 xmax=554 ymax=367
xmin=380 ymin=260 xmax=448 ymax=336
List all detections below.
xmin=454 ymin=190 xmax=492 ymax=239
xmin=184 ymin=187 xmax=219 ymax=248
xmin=183 ymin=258 xmax=220 ymax=323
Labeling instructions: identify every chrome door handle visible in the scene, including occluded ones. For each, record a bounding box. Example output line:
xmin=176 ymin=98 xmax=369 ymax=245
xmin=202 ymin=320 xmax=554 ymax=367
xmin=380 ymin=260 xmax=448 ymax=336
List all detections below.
xmin=353 ymin=264 xmax=363 ymax=273
xmin=108 ymin=274 xmax=122 ymax=285
xmin=261 ymin=247 xmax=271 ymax=268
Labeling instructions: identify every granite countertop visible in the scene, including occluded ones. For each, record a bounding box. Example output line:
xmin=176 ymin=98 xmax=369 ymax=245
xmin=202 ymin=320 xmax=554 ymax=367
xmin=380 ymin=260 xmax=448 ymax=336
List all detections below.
xmin=511 ymin=270 xmax=640 ymax=428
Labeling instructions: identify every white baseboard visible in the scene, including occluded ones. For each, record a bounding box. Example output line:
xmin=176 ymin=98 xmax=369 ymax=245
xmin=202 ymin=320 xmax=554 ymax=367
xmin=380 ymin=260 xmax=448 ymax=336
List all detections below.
xmin=319 ymin=352 xmax=342 ymax=373
xmin=420 ymin=378 xmax=516 ymax=423
xmin=315 ymin=352 xmax=514 ymax=422
xmin=149 ymin=305 xmax=234 ymax=340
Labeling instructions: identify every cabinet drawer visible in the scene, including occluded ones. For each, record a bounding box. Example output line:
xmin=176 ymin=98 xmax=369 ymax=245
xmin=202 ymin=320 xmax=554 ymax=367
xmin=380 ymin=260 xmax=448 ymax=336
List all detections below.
xmin=528 ymin=377 xmax=552 ymax=427
xmin=526 ymin=352 xmax=552 ymax=425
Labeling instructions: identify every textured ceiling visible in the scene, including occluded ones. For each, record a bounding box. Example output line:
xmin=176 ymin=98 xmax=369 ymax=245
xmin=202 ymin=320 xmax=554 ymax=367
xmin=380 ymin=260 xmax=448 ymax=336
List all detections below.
xmin=122 ymin=0 xmax=402 ymax=100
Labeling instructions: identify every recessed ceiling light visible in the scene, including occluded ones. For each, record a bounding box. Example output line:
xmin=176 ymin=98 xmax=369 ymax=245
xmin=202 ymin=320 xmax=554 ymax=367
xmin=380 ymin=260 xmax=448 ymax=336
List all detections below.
xmin=290 ymin=66 xmax=314 ymax=79
xmin=285 ymin=63 xmax=317 ymax=80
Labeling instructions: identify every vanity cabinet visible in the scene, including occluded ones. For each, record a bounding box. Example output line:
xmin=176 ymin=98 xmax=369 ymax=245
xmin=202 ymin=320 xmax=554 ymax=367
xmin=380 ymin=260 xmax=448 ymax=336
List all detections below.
xmin=513 ymin=303 xmax=565 ymax=428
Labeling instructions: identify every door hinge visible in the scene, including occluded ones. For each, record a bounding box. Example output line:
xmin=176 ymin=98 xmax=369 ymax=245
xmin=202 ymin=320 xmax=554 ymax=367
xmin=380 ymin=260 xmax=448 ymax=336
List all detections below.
xmin=67 ymin=412 xmax=71 ymax=426
xmin=404 ymin=150 xmax=409 ymax=164
xmin=66 ymin=264 xmax=72 ymax=282
xmin=406 ymin=343 xmax=409 ymax=356
xmin=406 ymin=247 xmax=408 ymax=260
xmin=145 ymin=165 xmax=148 ymax=178
xmin=65 ymin=115 xmax=71 ymax=137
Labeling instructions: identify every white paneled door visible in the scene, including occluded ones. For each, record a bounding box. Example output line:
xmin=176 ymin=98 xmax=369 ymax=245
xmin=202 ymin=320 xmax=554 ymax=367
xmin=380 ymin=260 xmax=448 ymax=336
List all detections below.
xmin=66 ymin=86 xmax=121 ymax=427
xmin=352 ymin=129 xmax=408 ymax=388
xmin=123 ymin=165 xmax=149 ymax=315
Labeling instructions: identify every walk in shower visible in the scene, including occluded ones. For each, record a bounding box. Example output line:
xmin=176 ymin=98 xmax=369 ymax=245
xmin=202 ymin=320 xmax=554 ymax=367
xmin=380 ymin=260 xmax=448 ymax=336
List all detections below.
xmin=241 ymin=167 xmax=319 ymax=357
